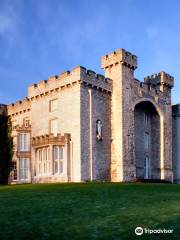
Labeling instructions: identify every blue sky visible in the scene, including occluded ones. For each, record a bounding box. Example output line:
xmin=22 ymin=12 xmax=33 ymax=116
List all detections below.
xmin=0 ymin=0 xmax=180 ymax=104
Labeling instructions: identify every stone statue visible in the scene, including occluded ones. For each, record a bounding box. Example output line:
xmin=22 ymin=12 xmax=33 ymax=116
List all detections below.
xmin=96 ymin=120 xmax=102 ymax=141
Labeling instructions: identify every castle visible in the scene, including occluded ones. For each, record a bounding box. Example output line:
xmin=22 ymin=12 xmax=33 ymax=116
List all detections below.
xmin=0 ymin=48 xmax=180 ymax=183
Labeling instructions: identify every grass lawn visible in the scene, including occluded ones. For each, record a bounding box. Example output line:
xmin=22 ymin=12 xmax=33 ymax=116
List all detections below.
xmin=0 ymin=183 xmax=180 ymax=240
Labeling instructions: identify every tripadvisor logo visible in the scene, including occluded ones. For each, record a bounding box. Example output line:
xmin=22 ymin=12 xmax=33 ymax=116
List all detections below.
xmin=135 ymin=227 xmax=143 ymax=235
xmin=135 ymin=227 xmax=174 ymax=235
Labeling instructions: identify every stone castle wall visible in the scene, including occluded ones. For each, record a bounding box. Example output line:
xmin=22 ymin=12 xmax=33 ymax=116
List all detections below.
xmin=80 ymin=85 xmax=111 ymax=181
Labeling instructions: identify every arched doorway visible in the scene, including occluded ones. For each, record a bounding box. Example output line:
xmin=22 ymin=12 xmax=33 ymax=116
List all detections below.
xmin=134 ymin=101 xmax=161 ymax=180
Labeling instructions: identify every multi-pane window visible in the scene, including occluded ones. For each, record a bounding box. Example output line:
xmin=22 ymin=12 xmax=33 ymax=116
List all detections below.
xmin=36 ymin=147 xmax=50 ymax=176
xmin=53 ymin=146 xmax=64 ymax=174
xmin=50 ymin=119 xmax=58 ymax=136
xmin=144 ymin=132 xmax=149 ymax=150
xmin=50 ymin=99 xmax=58 ymax=112
xmin=19 ymin=133 xmax=30 ymax=151
xmin=20 ymin=158 xmax=29 ymax=180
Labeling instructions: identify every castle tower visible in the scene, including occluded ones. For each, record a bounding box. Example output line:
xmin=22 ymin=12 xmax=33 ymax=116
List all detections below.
xmin=101 ymin=49 xmax=137 ymax=181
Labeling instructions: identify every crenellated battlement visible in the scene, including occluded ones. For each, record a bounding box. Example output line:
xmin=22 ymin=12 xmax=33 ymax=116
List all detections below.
xmin=32 ymin=133 xmax=71 ymax=147
xmin=101 ymin=48 xmax=137 ymax=70
xmin=133 ymin=78 xmax=166 ymax=100
xmin=7 ymin=97 xmax=31 ymax=115
xmin=28 ymin=66 xmax=112 ymax=98
xmin=144 ymin=71 xmax=174 ymax=89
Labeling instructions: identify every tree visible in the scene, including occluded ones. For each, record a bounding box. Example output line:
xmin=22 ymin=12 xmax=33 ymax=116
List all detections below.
xmin=0 ymin=110 xmax=13 ymax=184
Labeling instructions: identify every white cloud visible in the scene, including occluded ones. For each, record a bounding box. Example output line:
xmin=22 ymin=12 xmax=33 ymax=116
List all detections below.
xmin=0 ymin=2 xmax=21 ymax=38
xmin=0 ymin=14 xmax=14 ymax=34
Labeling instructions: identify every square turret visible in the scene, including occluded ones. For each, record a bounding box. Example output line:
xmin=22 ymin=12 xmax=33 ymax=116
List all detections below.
xmin=101 ymin=48 xmax=137 ymax=70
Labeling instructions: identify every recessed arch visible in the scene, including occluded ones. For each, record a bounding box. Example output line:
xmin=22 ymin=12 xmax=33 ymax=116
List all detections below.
xmin=132 ymin=98 xmax=163 ymax=119
xmin=134 ymin=100 xmax=161 ymax=180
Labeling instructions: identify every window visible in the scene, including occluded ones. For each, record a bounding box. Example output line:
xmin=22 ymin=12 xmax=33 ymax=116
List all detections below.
xmin=20 ymin=158 xmax=29 ymax=181
xmin=144 ymin=112 xmax=149 ymax=128
xmin=19 ymin=133 xmax=30 ymax=151
xmin=24 ymin=119 xmax=30 ymax=127
xmin=144 ymin=156 xmax=149 ymax=179
xmin=53 ymin=146 xmax=64 ymax=174
xmin=50 ymin=119 xmax=58 ymax=136
xmin=144 ymin=132 xmax=149 ymax=150
xmin=36 ymin=147 xmax=50 ymax=176
xmin=12 ymin=121 xmax=18 ymax=130
xmin=50 ymin=99 xmax=58 ymax=112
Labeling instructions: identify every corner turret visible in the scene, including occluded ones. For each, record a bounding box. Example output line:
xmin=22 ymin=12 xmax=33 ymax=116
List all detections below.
xmin=144 ymin=71 xmax=174 ymax=94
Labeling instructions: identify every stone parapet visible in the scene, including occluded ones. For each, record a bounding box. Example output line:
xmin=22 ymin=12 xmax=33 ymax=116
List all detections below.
xmin=16 ymin=125 xmax=31 ymax=132
xmin=28 ymin=66 xmax=112 ymax=98
xmin=144 ymin=71 xmax=174 ymax=89
xmin=32 ymin=133 xmax=71 ymax=147
xmin=101 ymin=48 xmax=137 ymax=70
xmin=8 ymin=98 xmax=31 ymax=116
xmin=133 ymin=78 xmax=167 ymax=100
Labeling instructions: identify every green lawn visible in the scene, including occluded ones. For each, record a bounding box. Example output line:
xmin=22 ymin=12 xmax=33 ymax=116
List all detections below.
xmin=0 ymin=183 xmax=180 ymax=240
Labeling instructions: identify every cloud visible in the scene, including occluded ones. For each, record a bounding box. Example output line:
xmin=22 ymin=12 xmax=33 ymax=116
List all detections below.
xmin=0 ymin=1 xmax=21 ymax=39
xmin=0 ymin=15 xmax=14 ymax=34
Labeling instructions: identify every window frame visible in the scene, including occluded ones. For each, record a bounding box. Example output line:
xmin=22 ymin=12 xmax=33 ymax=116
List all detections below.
xmin=144 ymin=112 xmax=149 ymax=128
xmin=53 ymin=146 xmax=64 ymax=175
xmin=144 ymin=132 xmax=149 ymax=150
xmin=19 ymin=133 xmax=30 ymax=152
xmin=144 ymin=156 xmax=149 ymax=179
xmin=36 ymin=147 xmax=51 ymax=176
xmin=19 ymin=158 xmax=30 ymax=181
xmin=49 ymin=118 xmax=59 ymax=136
xmin=49 ymin=99 xmax=58 ymax=112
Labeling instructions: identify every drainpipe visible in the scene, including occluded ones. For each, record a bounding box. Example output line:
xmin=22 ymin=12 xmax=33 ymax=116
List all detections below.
xmin=88 ymin=88 xmax=93 ymax=181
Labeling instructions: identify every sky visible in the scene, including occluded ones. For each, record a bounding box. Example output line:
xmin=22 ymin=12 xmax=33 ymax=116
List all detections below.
xmin=0 ymin=0 xmax=180 ymax=104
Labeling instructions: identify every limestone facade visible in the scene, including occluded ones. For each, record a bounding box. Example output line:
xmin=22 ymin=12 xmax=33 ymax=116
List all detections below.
xmin=1 ymin=48 xmax=179 ymax=183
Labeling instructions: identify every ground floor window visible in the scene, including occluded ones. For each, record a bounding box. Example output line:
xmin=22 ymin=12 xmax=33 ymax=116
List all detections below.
xmin=36 ymin=147 xmax=50 ymax=176
xmin=144 ymin=156 xmax=149 ymax=179
xmin=53 ymin=146 xmax=64 ymax=174
xmin=11 ymin=161 xmax=17 ymax=181
xmin=20 ymin=158 xmax=29 ymax=180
